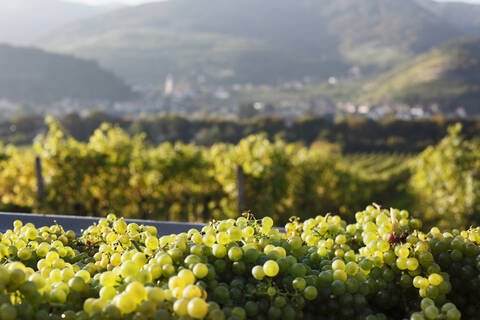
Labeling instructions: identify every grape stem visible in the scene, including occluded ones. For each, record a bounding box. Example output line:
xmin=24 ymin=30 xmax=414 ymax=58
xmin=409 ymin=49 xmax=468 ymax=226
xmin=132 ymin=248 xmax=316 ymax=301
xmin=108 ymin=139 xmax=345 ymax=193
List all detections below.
xmin=131 ymin=239 xmax=143 ymax=252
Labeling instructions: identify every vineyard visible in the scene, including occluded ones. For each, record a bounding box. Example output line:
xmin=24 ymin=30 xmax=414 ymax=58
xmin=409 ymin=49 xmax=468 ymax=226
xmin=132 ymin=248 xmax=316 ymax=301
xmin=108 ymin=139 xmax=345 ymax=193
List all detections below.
xmin=0 ymin=121 xmax=479 ymax=229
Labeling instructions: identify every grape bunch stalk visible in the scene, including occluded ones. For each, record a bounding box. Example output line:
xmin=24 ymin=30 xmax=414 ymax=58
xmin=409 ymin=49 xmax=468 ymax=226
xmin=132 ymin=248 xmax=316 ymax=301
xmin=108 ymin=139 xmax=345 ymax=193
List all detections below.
xmin=0 ymin=205 xmax=478 ymax=320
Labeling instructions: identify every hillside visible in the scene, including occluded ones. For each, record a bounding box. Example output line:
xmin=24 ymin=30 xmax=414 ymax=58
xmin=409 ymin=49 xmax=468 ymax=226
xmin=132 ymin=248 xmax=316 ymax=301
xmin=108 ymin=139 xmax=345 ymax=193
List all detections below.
xmin=41 ymin=0 xmax=463 ymax=85
xmin=0 ymin=44 xmax=134 ymax=103
xmin=0 ymin=0 xmax=114 ymax=44
xmin=360 ymin=38 xmax=480 ymax=112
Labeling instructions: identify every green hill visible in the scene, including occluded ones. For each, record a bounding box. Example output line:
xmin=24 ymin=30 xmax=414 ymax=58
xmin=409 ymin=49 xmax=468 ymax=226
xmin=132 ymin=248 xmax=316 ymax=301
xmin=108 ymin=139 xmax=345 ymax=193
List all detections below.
xmin=0 ymin=44 xmax=134 ymax=103
xmin=41 ymin=0 xmax=463 ymax=85
xmin=360 ymin=38 xmax=480 ymax=112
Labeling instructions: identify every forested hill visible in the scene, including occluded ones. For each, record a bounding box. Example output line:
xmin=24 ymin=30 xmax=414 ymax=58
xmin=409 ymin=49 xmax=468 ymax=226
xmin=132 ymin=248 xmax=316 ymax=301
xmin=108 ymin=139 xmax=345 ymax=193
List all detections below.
xmin=41 ymin=0 xmax=464 ymax=85
xmin=0 ymin=44 xmax=134 ymax=103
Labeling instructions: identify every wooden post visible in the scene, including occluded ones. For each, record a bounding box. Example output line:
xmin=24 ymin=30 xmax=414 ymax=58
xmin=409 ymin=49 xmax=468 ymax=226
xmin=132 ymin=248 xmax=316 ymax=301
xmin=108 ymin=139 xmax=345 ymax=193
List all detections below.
xmin=236 ymin=164 xmax=246 ymax=213
xmin=35 ymin=155 xmax=45 ymax=200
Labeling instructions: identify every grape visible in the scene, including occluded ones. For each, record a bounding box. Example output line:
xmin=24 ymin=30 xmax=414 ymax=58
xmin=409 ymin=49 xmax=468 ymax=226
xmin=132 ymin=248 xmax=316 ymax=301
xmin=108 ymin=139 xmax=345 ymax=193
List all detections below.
xmin=9 ymin=268 xmax=25 ymax=286
xmin=126 ymin=282 xmax=147 ymax=302
xmin=227 ymin=247 xmax=243 ymax=262
xmin=446 ymin=308 xmax=461 ymax=320
xmin=303 ymin=286 xmax=318 ymax=300
xmin=428 ymin=273 xmax=443 ymax=286
xmin=100 ymin=271 xmax=119 ymax=287
xmin=193 ymin=263 xmax=209 ymax=279
xmin=262 ymin=217 xmax=274 ymax=229
xmin=187 ymin=297 xmax=209 ymax=319
xmin=75 ymin=270 xmax=90 ymax=283
xmin=263 ymin=260 xmax=279 ymax=277
xmin=50 ymin=288 xmax=67 ymax=303
xmin=100 ymin=286 xmax=117 ymax=300
xmin=68 ymin=276 xmax=86 ymax=292
xmin=0 ymin=304 xmax=17 ymax=320
xmin=212 ymin=244 xmax=227 ymax=258
xmin=17 ymin=247 xmax=32 ymax=261
xmin=178 ymin=269 xmax=195 ymax=285
xmin=0 ymin=209 xmax=478 ymax=320
xmin=114 ymin=294 xmax=136 ymax=314
xmin=173 ymin=298 xmax=189 ymax=316
xmin=252 ymin=266 xmax=265 ymax=280
xmin=332 ymin=260 xmax=346 ymax=271
xmin=145 ymin=236 xmax=159 ymax=250
xmin=292 ymin=277 xmax=306 ymax=291
xmin=424 ymin=305 xmax=439 ymax=319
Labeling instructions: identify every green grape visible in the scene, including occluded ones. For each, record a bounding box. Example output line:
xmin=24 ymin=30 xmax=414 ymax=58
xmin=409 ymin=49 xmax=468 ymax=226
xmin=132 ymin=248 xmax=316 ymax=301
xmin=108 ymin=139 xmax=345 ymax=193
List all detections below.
xmin=120 ymin=261 xmax=139 ymax=278
xmin=50 ymin=288 xmax=67 ymax=304
xmin=428 ymin=273 xmax=443 ymax=286
xmin=244 ymin=248 xmax=260 ymax=263
xmin=187 ymin=298 xmax=209 ymax=319
xmin=420 ymin=298 xmax=434 ymax=310
xmin=345 ymin=262 xmax=359 ymax=275
xmin=228 ymin=247 xmax=243 ymax=262
xmin=173 ymin=298 xmax=189 ymax=316
xmin=0 ymin=304 xmax=17 ymax=320
xmin=303 ymin=286 xmax=318 ymax=300
xmin=262 ymin=217 xmax=274 ymax=229
xmin=114 ymin=294 xmax=136 ymax=314
xmin=17 ymin=247 xmax=32 ymax=261
xmin=0 ymin=205 xmax=479 ymax=320
xmin=332 ymin=260 xmax=346 ymax=271
xmin=424 ymin=305 xmax=439 ymax=319
xmin=178 ymin=269 xmax=195 ymax=285
xmin=75 ymin=270 xmax=90 ymax=283
xmin=145 ymin=236 xmax=159 ymax=250
xmin=263 ymin=260 xmax=279 ymax=277
xmin=252 ymin=266 xmax=265 ymax=280
xmin=193 ymin=263 xmax=209 ymax=279
xmin=406 ymin=258 xmax=419 ymax=271
xmin=228 ymin=227 xmax=242 ymax=242
xmin=292 ymin=277 xmax=306 ymax=291
xmin=99 ymin=286 xmax=116 ymax=300
xmin=100 ymin=271 xmax=119 ymax=287
xmin=126 ymin=282 xmax=147 ymax=302
xmin=446 ymin=308 xmax=461 ymax=320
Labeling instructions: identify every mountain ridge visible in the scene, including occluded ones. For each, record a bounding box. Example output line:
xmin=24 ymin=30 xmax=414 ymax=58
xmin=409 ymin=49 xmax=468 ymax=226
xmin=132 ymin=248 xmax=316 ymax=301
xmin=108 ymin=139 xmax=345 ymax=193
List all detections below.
xmin=41 ymin=0 xmax=465 ymax=85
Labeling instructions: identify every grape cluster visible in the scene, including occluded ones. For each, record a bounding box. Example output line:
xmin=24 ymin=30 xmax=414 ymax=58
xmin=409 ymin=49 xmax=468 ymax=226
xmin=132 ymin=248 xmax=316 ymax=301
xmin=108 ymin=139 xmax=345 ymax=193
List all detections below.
xmin=0 ymin=206 xmax=478 ymax=319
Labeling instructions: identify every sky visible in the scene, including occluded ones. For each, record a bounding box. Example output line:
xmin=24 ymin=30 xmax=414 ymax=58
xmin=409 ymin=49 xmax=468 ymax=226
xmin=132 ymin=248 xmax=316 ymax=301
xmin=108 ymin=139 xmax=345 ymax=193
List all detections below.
xmin=66 ymin=0 xmax=161 ymax=5
xmin=66 ymin=0 xmax=480 ymax=5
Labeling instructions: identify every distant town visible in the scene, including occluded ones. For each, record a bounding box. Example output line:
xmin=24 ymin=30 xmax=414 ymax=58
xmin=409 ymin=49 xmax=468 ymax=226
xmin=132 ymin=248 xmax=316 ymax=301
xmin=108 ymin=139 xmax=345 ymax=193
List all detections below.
xmin=0 ymin=75 xmax=472 ymax=123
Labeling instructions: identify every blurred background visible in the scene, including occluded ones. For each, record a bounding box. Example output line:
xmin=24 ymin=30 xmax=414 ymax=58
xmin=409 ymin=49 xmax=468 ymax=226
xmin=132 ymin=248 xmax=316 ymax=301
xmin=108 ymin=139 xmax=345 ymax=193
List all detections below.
xmin=1 ymin=0 xmax=480 ymax=228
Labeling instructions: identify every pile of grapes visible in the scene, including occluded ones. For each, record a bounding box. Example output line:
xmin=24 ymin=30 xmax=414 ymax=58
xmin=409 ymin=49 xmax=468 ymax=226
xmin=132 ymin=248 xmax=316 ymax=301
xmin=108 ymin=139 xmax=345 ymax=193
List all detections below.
xmin=0 ymin=205 xmax=479 ymax=320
